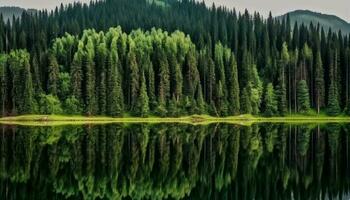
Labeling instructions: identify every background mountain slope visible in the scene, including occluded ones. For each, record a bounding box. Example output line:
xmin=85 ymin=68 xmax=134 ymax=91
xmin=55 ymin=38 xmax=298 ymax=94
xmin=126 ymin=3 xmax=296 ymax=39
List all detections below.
xmin=0 ymin=6 xmax=36 ymax=21
xmin=280 ymin=10 xmax=350 ymax=34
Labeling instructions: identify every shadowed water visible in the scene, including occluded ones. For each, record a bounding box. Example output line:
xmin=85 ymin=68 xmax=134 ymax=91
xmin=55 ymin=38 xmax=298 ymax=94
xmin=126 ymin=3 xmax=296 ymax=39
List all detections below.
xmin=0 ymin=123 xmax=350 ymax=200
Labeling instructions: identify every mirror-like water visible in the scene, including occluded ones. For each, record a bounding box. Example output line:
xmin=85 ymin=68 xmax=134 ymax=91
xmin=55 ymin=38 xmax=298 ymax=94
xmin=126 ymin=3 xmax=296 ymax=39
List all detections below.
xmin=0 ymin=123 xmax=349 ymax=200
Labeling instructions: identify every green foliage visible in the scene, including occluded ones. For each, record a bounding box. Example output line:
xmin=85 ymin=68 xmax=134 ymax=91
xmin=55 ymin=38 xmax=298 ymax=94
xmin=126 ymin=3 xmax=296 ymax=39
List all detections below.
xmin=48 ymin=53 xmax=60 ymax=96
xmin=327 ymin=49 xmax=341 ymax=116
xmin=263 ymin=83 xmax=278 ymax=116
xmin=38 ymin=94 xmax=63 ymax=114
xmin=63 ymin=96 xmax=82 ymax=115
xmin=314 ymin=50 xmax=325 ymax=113
xmin=327 ymin=81 xmax=341 ymax=116
xmin=297 ymin=80 xmax=310 ymax=113
xmin=136 ymin=72 xmax=150 ymax=117
xmin=228 ymin=53 xmax=240 ymax=115
xmin=58 ymin=72 xmax=71 ymax=100
xmin=241 ymin=86 xmax=252 ymax=114
xmin=276 ymin=42 xmax=289 ymax=115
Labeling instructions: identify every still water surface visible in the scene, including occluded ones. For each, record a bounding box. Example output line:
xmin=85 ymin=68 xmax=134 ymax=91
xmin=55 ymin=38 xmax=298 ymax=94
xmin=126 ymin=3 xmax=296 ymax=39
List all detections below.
xmin=0 ymin=123 xmax=349 ymax=200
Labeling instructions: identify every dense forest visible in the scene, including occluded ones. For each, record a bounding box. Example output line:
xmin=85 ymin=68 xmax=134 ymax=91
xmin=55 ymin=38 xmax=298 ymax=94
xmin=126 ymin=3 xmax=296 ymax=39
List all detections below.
xmin=0 ymin=0 xmax=350 ymax=117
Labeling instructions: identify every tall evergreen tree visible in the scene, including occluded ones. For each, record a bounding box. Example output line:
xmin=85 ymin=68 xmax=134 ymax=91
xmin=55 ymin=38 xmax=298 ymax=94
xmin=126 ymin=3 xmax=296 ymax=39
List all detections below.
xmin=314 ymin=50 xmax=325 ymax=114
xmin=327 ymin=49 xmax=341 ymax=115
xmin=83 ymin=38 xmax=97 ymax=115
xmin=228 ymin=53 xmax=240 ymax=115
xmin=297 ymin=80 xmax=310 ymax=113
xmin=0 ymin=55 xmax=6 ymax=116
xmin=48 ymin=53 xmax=59 ymax=96
xmin=263 ymin=83 xmax=277 ymax=116
xmin=276 ymin=42 xmax=289 ymax=115
xmin=137 ymin=71 xmax=149 ymax=117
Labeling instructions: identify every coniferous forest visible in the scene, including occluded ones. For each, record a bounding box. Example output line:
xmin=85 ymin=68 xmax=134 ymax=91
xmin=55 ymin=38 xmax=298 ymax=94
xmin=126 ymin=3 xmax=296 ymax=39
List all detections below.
xmin=1 ymin=0 xmax=350 ymax=117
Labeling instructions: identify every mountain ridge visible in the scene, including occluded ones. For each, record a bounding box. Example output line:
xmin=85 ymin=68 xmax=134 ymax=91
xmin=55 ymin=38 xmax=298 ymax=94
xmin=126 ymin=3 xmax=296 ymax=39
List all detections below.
xmin=279 ymin=9 xmax=350 ymax=34
xmin=0 ymin=6 xmax=37 ymax=21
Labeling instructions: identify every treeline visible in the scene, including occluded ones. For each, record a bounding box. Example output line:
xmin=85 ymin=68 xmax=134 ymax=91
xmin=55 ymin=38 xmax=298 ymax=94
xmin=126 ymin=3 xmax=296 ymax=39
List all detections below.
xmin=1 ymin=26 xmax=350 ymax=117
xmin=0 ymin=0 xmax=350 ymax=116
xmin=1 ymin=124 xmax=350 ymax=199
xmin=1 ymin=27 xmax=239 ymax=116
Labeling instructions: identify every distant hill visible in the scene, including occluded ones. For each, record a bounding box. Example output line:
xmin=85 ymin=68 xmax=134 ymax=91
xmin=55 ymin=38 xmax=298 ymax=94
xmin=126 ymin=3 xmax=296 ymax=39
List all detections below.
xmin=0 ymin=6 xmax=37 ymax=22
xmin=279 ymin=10 xmax=350 ymax=34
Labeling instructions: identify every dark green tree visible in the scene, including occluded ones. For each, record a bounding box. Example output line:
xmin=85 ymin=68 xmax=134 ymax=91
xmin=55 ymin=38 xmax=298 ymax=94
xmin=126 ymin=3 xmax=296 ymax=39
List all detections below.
xmin=263 ymin=83 xmax=277 ymax=116
xmin=136 ymin=71 xmax=149 ymax=117
xmin=48 ymin=53 xmax=60 ymax=96
xmin=297 ymin=80 xmax=310 ymax=113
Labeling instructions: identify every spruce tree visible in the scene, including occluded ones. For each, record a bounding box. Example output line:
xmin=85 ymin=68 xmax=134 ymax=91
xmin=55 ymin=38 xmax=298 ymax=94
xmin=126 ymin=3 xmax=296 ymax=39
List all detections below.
xmin=127 ymin=46 xmax=139 ymax=110
xmin=241 ymin=84 xmax=252 ymax=114
xmin=97 ymin=42 xmax=107 ymax=115
xmin=84 ymin=39 xmax=97 ymax=115
xmin=48 ymin=53 xmax=60 ymax=96
xmin=137 ymin=71 xmax=149 ymax=117
xmin=263 ymin=83 xmax=277 ymax=116
xmin=314 ymin=50 xmax=325 ymax=114
xmin=106 ymin=40 xmax=123 ymax=116
xmin=0 ymin=55 xmax=6 ymax=116
xmin=22 ymin=53 xmax=35 ymax=114
xmin=297 ymin=80 xmax=310 ymax=113
xmin=228 ymin=53 xmax=240 ymax=115
xmin=71 ymin=45 xmax=83 ymax=105
xmin=217 ymin=81 xmax=228 ymax=116
xmin=327 ymin=49 xmax=341 ymax=115
xmin=276 ymin=42 xmax=289 ymax=115
xmin=196 ymin=84 xmax=206 ymax=114
xmin=158 ymin=49 xmax=170 ymax=110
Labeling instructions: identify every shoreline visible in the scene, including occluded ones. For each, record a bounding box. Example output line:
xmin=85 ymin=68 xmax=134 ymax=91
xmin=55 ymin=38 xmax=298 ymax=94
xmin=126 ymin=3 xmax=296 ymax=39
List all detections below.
xmin=1 ymin=115 xmax=350 ymax=126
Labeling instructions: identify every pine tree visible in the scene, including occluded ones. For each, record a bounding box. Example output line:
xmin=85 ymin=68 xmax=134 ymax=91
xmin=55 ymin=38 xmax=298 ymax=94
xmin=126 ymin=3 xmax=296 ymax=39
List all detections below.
xmin=217 ymin=81 xmax=228 ymax=116
xmin=327 ymin=49 xmax=341 ymax=115
xmin=23 ymin=54 xmax=36 ymax=113
xmin=297 ymin=80 xmax=310 ymax=113
xmin=0 ymin=55 xmax=6 ymax=116
xmin=147 ymin=62 xmax=156 ymax=110
xmin=207 ymin=57 xmax=216 ymax=105
xmin=158 ymin=49 xmax=170 ymax=109
xmin=48 ymin=53 xmax=59 ymax=95
xmin=345 ymin=48 xmax=350 ymax=114
xmin=97 ymin=42 xmax=107 ymax=115
xmin=31 ymin=54 xmax=42 ymax=93
xmin=71 ymin=44 xmax=83 ymax=105
xmin=314 ymin=50 xmax=325 ymax=114
xmin=250 ymin=61 xmax=263 ymax=115
xmin=263 ymin=83 xmax=277 ymax=116
xmin=276 ymin=42 xmax=289 ymax=115
xmin=127 ymin=46 xmax=139 ymax=110
xmin=84 ymin=39 xmax=97 ymax=115
xmin=185 ymin=46 xmax=200 ymax=98
xmin=106 ymin=40 xmax=123 ymax=116
xmin=196 ymin=84 xmax=206 ymax=114
xmin=136 ymin=71 xmax=149 ymax=117
xmin=228 ymin=53 xmax=240 ymax=115
xmin=241 ymin=84 xmax=252 ymax=114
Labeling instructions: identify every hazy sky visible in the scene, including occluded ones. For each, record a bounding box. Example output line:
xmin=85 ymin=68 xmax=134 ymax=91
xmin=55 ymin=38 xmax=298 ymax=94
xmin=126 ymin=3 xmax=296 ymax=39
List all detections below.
xmin=204 ymin=0 xmax=350 ymax=22
xmin=1 ymin=0 xmax=350 ymax=22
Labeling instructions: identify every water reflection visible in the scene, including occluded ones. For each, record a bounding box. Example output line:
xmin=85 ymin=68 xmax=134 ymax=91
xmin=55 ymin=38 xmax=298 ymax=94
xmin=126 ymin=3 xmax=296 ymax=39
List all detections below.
xmin=0 ymin=124 xmax=349 ymax=200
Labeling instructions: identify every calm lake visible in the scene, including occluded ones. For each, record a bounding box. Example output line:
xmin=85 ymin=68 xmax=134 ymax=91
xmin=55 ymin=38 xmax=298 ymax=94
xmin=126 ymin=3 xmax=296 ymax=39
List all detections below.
xmin=0 ymin=123 xmax=349 ymax=199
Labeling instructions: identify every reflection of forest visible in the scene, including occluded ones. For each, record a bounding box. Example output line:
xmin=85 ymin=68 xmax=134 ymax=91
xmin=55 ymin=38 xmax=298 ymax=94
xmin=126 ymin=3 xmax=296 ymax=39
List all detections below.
xmin=0 ymin=124 xmax=349 ymax=200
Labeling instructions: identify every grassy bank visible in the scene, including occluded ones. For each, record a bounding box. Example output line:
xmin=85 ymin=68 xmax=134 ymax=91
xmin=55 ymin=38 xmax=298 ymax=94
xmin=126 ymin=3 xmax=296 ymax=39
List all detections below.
xmin=1 ymin=114 xmax=350 ymax=126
